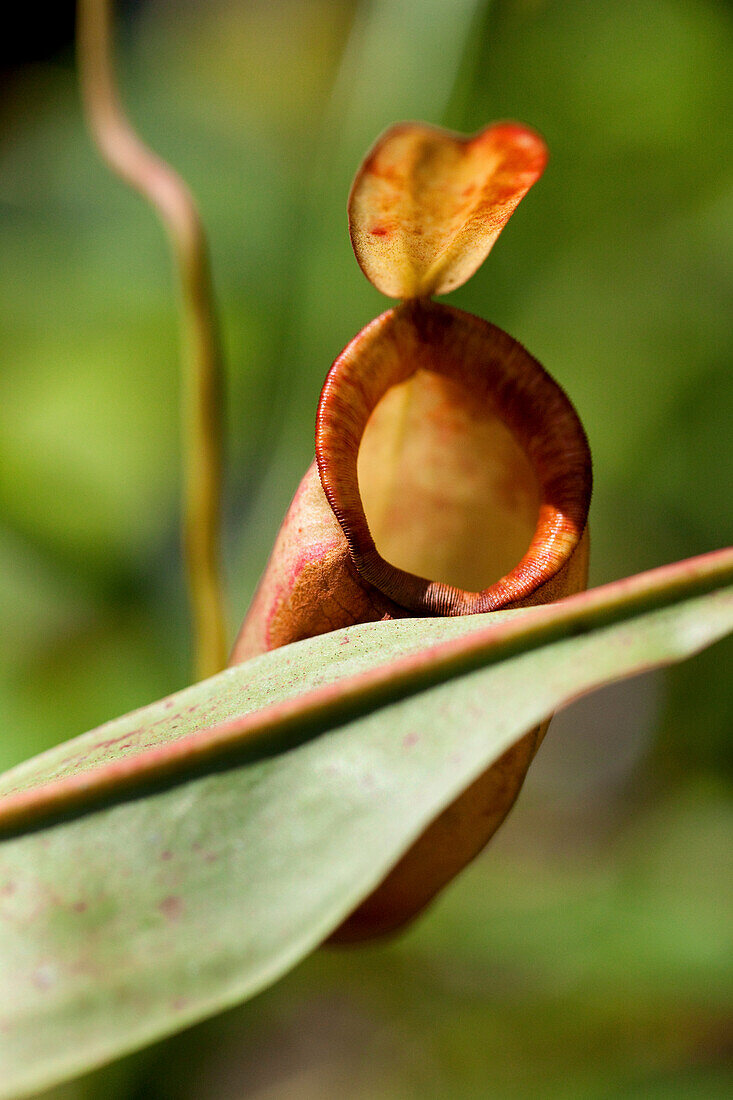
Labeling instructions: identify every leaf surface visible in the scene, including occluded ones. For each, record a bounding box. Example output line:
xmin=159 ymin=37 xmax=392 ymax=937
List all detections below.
xmin=0 ymin=549 xmax=731 ymax=1097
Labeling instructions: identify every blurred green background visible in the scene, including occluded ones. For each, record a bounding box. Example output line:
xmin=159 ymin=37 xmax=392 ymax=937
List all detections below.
xmin=1 ymin=0 xmax=731 ymax=1096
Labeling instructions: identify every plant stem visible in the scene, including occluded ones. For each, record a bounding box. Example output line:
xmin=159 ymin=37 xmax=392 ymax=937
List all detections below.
xmin=77 ymin=0 xmax=228 ymax=680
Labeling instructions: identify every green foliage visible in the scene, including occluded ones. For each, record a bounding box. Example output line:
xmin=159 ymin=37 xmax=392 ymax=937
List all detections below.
xmin=1 ymin=559 xmax=731 ymax=1097
xmin=0 ymin=0 xmax=731 ymax=1096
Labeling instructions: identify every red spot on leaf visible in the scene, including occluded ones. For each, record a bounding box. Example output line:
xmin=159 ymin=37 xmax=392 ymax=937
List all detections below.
xmin=158 ymin=895 xmax=183 ymax=921
xmin=97 ymin=728 xmax=143 ymax=751
xmin=403 ymin=732 xmax=420 ymax=749
xmin=32 ymin=964 xmax=57 ymax=991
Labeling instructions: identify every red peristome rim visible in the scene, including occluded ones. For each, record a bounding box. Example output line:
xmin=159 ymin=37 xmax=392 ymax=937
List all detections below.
xmin=316 ymin=300 xmax=592 ymax=616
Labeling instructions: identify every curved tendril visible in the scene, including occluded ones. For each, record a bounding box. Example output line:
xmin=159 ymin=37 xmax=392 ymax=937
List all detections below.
xmin=77 ymin=0 xmax=227 ymax=680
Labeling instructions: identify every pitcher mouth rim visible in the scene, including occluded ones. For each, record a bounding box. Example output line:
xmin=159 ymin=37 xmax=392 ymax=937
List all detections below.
xmin=316 ymin=299 xmax=592 ymax=616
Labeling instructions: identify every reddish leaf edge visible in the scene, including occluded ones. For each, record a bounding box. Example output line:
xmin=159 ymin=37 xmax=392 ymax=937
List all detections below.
xmin=0 ymin=546 xmax=731 ymax=839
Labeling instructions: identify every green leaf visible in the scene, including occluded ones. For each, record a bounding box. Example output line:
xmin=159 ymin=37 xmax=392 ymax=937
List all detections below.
xmin=0 ymin=549 xmax=731 ymax=1097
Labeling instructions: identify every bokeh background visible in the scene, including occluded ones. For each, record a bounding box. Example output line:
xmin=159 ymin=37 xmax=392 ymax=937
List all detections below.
xmin=1 ymin=0 xmax=732 ymax=1096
